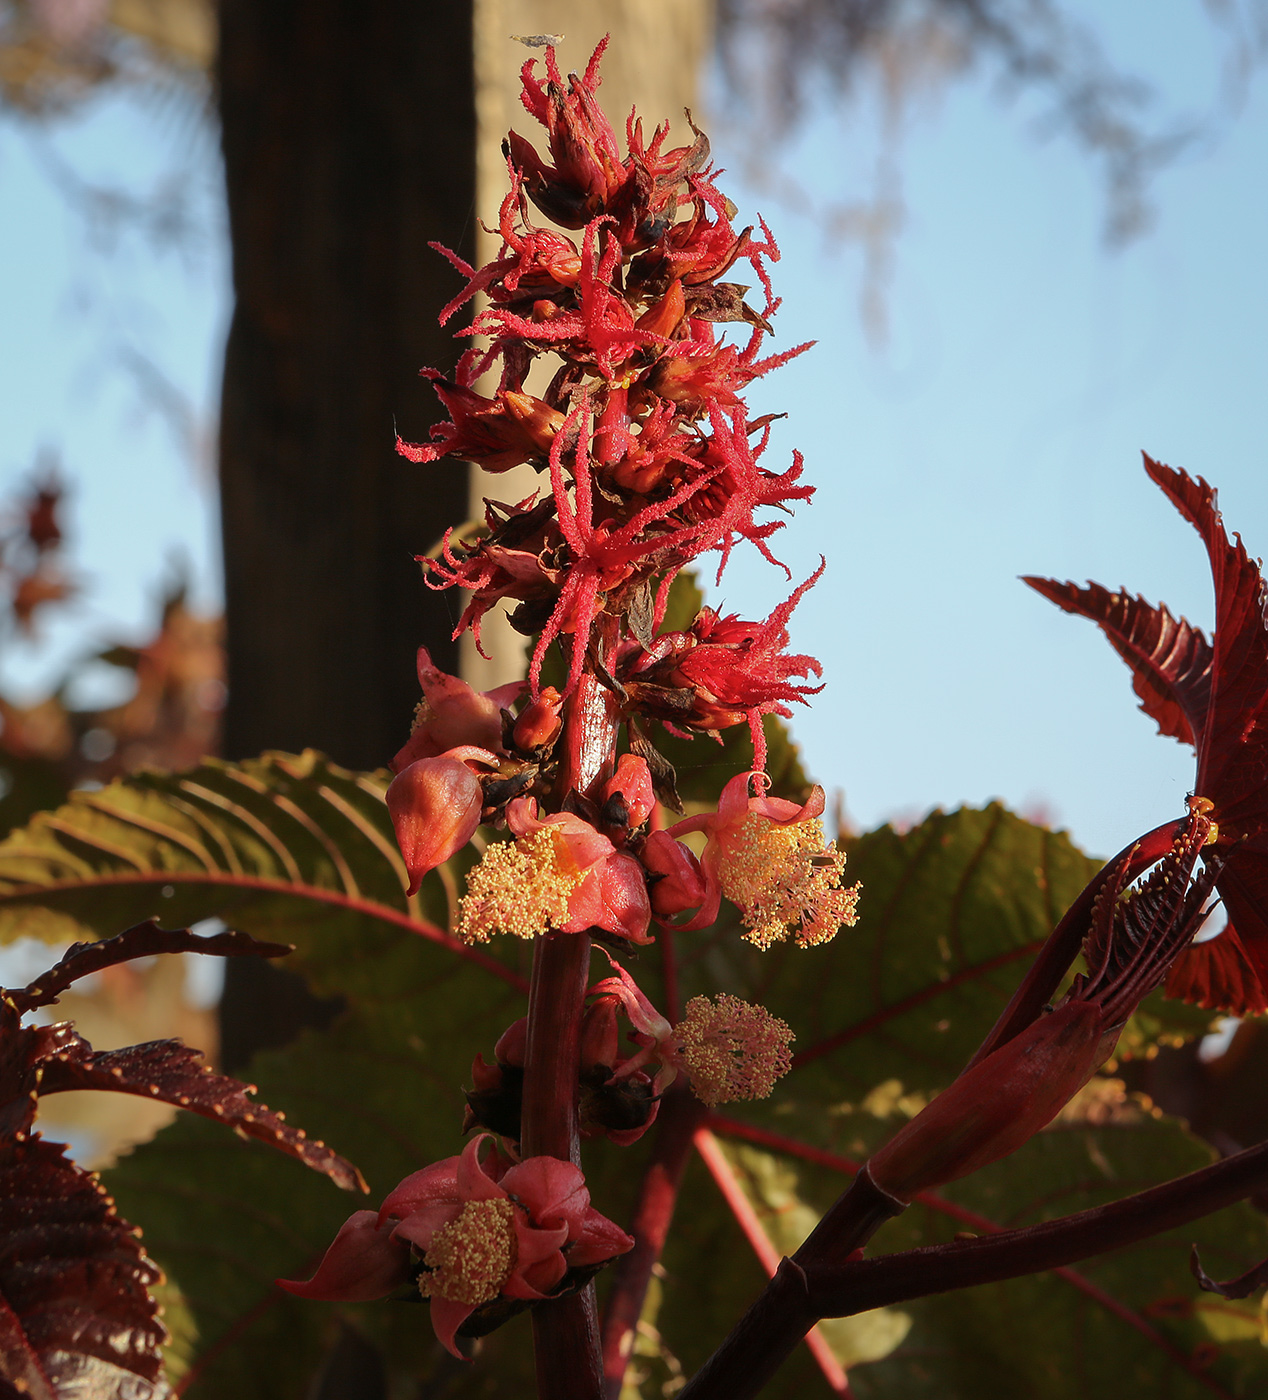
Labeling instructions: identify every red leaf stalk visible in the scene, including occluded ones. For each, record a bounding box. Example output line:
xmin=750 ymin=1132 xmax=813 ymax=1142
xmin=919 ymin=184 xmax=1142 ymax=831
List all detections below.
xmin=599 ymin=1085 xmax=705 ymax=1398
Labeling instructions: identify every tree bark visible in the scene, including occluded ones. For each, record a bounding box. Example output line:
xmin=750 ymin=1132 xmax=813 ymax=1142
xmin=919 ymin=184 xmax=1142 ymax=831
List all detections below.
xmin=216 ymin=0 xmax=475 ymax=771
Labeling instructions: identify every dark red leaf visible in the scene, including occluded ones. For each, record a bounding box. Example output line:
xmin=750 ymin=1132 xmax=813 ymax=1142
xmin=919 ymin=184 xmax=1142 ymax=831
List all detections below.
xmin=0 ymin=1136 xmax=167 ymax=1399
xmin=1165 ymin=923 xmax=1268 ymax=1016
xmin=1022 ymin=576 xmax=1211 ymax=748
xmin=1142 ymin=457 xmax=1268 ymax=814
xmin=35 ymin=1035 xmax=366 ymax=1194
xmin=1031 ymin=456 xmax=1268 ymax=1013
xmin=11 ymin=920 xmax=292 ymax=1016
xmin=2 ymin=932 xmax=363 ymax=1395
xmin=0 ymin=1002 xmax=79 ymax=1142
xmin=0 ymin=1292 xmax=54 ymax=1400
xmin=1190 ymin=1244 xmax=1268 ymax=1299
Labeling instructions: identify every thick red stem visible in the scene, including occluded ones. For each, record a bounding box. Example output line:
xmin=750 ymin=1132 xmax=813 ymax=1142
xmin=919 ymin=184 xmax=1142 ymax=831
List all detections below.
xmin=803 ymin=1136 xmax=1268 ymax=1318
xmin=521 ymin=617 xmax=621 ymax=1400
xmin=677 ymin=1166 xmax=904 ymax=1400
xmin=599 ymin=1085 xmax=705 ymax=1398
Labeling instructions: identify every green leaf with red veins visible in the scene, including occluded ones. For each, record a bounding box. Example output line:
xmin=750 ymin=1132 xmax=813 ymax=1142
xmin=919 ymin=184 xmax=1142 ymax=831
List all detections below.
xmin=0 ymin=750 xmax=524 ymax=1003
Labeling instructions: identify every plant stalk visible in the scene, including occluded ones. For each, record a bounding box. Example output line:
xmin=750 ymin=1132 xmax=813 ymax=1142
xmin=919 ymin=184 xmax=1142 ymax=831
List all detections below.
xmin=521 ymin=622 xmax=621 ymax=1400
xmin=678 ymin=1166 xmax=904 ymax=1400
xmin=600 ymin=1085 xmax=706 ymax=1397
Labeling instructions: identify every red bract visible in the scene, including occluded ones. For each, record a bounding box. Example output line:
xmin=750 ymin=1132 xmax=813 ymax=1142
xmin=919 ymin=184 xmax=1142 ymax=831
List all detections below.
xmin=392 ymin=646 xmax=522 ymax=771
xmin=386 ymin=747 xmax=497 ymax=895
xmin=1027 ymin=456 xmax=1268 ymax=1013
xmin=279 ymin=1135 xmax=633 ymax=1358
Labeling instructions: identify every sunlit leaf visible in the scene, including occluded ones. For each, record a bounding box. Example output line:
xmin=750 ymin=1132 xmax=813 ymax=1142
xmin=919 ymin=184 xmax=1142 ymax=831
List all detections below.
xmin=0 ymin=749 xmax=524 ymax=1000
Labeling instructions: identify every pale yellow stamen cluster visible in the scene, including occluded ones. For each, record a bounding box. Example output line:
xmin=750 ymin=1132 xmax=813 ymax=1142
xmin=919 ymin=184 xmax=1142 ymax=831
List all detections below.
xmin=716 ymin=814 xmax=861 ymax=950
xmin=674 ymin=994 xmax=794 ymax=1107
xmin=419 ymin=1197 xmax=518 ymax=1306
xmin=457 ymin=829 xmax=582 ymax=943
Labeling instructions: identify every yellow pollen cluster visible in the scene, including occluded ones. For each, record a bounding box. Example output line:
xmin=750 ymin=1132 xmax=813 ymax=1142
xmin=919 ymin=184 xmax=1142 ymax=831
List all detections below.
xmin=419 ymin=1197 xmax=518 ymax=1306
xmin=457 ymin=829 xmax=583 ymax=943
xmin=715 ymin=814 xmax=861 ymax=950
xmin=674 ymin=994 xmax=794 ymax=1107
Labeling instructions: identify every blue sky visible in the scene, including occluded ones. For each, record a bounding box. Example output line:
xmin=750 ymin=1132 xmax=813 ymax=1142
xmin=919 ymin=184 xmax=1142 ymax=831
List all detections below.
xmin=1 ymin=9 xmax=1265 ymax=859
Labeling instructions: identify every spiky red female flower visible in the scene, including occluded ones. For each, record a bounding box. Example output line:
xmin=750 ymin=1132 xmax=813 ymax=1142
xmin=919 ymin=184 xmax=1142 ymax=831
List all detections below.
xmin=623 ymin=563 xmax=825 ymax=761
xmin=396 ymin=372 xmax=565 ymax=474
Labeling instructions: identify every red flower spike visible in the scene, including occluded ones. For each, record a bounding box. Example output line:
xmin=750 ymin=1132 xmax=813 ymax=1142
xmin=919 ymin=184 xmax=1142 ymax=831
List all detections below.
xmin=1028 ymin=456 xmax=1268 ymax=1013
xmin=282 ymin=1136 xmax=633 ymax=1358
xmin=387 ymin=748 xmax=498 ymax=895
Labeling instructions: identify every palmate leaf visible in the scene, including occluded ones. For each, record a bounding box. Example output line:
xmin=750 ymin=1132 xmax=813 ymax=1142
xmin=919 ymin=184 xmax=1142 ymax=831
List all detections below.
xmin=1023 ymin=576 xmax=1212 ymax=748
xmin=0 ymin=924 xmax=366 ymax=1399
xmin=0 ymin=749 xmax=522 ymax=999
xmin=0 ymin=1137 xmax=169 ymax=1400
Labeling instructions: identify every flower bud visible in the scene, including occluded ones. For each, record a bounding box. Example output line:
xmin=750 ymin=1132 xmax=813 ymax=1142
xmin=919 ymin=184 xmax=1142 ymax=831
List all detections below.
xmin=392 ymin=648 xmax=521 ymax=771
xmin=580 ymin=1062 xmax=660 ymax=1145
xmin=868 ymin=1000 xmax=1106 ymax=1203
xmin=603 ymin=753 xmax=656 ymax=829
xmin=387 ymin=755 xmax=486 ymax=895
xmin=512 ymin=686 xmax=563 ymax=752
xmin=580 ymin=996 xmax=623 ymax=1073
xmin=276 ymin=1210 xmax=411 ymax=1302
xmin=463 ymin=1018 xmax=529 ymax=1140
xmin=493 ymin=1016 xmax=529 ymax=1067
xmin=641 ymin=830 xmax=707 ymax=918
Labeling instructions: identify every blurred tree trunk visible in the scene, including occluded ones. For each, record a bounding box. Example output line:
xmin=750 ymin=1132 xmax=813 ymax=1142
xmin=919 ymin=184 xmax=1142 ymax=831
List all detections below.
xmin=216 ymin=0 xmax=474 ymax=772
xmin=214 ymin=0 xmax=476 ymax=1076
